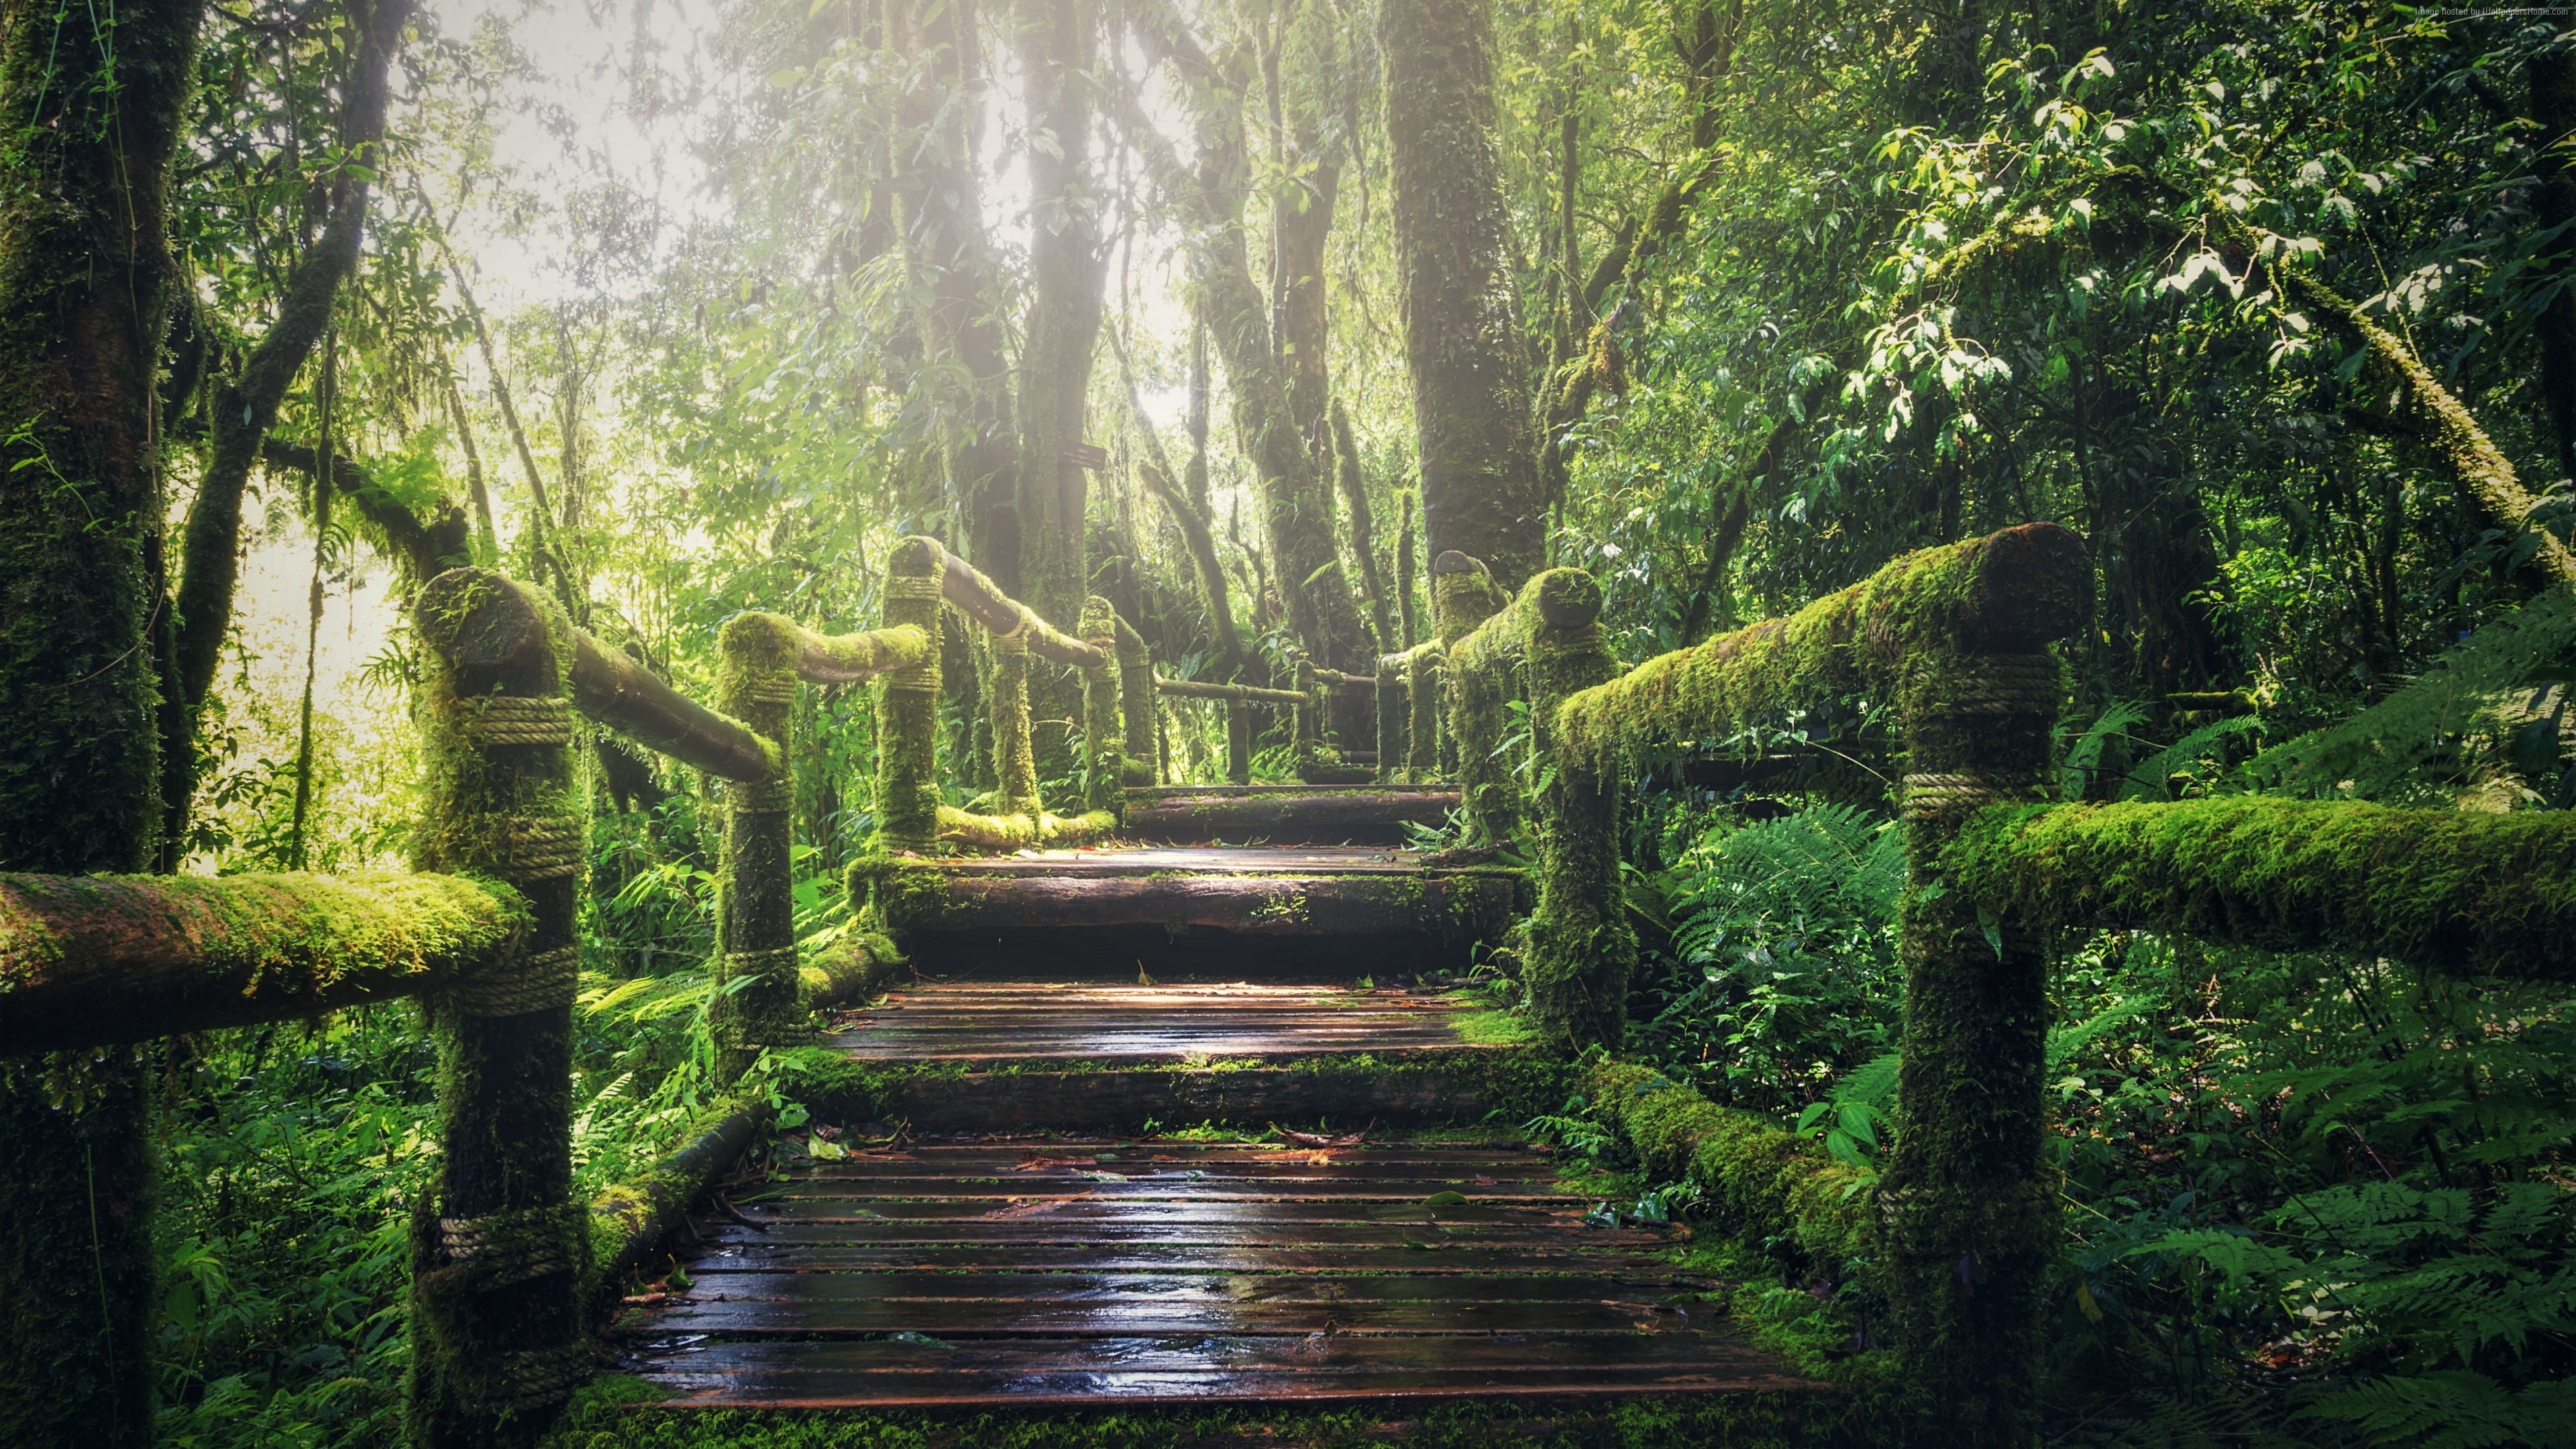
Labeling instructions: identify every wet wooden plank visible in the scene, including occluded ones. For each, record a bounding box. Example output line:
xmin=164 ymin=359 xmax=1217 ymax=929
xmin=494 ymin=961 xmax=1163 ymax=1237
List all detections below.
xmin=680 ymin=1218 xmax=1670 ymax=1248
xmin=680 ymin=1244 xmax=1692 ymax=1275
xmin=740 ymin=1197 xmax=1596 ymax=1226
xmin=850 ymin=1065 xmax=1515 ymax=1134
xmin=632 ymin=1295 xmax=1700 ymax=1338
xmin=628 ymin=1334 xmax=1809 ymax=1407
xmin=635 ymin=1271 xmax=1716 ymax=1305
xmin=932 ymin=847 xmax=1430 ymax=877
xmin=786 ymin=1161 xmax=1562 ymax=1187
xmin=765 ymin=1181 xmax=1570 ymax=1204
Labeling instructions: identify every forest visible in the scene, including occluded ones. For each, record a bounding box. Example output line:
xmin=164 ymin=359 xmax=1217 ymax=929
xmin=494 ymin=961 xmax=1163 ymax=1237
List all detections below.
xmin=0 ymin=0 xmax=2571 ymax=1446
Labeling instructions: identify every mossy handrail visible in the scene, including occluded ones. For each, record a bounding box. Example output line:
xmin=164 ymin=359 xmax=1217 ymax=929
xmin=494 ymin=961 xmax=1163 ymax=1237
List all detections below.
xmin=0 ymin=870 xmax=529 ymax=1055
xmin=1943 ymin=796 xmax=2576 ymax=981
xmin=869 ymin=535 xmax=1129 ymax=855
xmin=1479 ymin=522 xmax=2088 ymax=1447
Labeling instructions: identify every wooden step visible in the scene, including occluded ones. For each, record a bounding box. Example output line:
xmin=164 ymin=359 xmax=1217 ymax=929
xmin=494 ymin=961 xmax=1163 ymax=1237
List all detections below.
xmin=1123 ymin=786 xmax=1458 ymax=844
xmin=613 ymin=1136 xmax=1807 ymax=1409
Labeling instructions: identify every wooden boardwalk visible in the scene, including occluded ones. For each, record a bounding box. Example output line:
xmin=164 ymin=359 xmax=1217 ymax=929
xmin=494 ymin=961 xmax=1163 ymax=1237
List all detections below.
xmin=614 ymin=1136 xmax=1801 ymax=1406
xmin=826 ymin=981 xmax=1499 ymax=1062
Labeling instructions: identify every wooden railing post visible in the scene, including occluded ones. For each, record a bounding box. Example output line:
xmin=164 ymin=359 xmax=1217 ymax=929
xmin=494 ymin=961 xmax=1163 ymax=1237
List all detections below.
xmin=1292 ymin=656 xmax=1320 ymax=777
xmin=988 ymin=626 xmax=1042 ymax=816
xmin=873 ymin=539 xmax=945 ymax=853
xmin=1876 ymin=533 xmax=2085 ymax=1447
xmin=1077 ymin=596 xmax=1126 ymax=814
xmin=711 ymin=613 xmax=799 ymax=1079
xmin=1410 ymin=647 xmax=1446 ymax=780
xmin=1462 ymin=569 xmax=1623 ymax=1042
xmin=1432 ymin=551 xmax=1509 ymax=835
xmin=1226 ymin=691 xmax=1252 ymax=785
xmin=409 ymin=569 xmax=592 ymax=1446
xmin=1375 ymin=656 xmax=1405 ymax=783
xmin=1113 ymin=615 xmax=1157 ymax=785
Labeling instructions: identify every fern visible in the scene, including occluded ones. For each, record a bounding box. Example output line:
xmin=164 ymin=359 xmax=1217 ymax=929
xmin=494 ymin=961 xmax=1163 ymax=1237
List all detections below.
xmin=2244 ymin=588 xmax=2576 ymax=799
xmin=2308 ymin=1371 xmax=2576 ymax=1449
xmin=2065 ymin=698 xmax=2153 ymax=800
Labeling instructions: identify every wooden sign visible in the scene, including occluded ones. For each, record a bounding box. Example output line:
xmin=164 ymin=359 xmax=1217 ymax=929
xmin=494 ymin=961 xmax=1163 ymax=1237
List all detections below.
xmin=1063 ymin=442 xmax=1110 ymax=471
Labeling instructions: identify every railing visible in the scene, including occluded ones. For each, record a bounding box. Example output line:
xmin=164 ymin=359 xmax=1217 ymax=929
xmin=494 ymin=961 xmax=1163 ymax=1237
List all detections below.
xmin=1454 ymin=520 xmax=2576 ymax=1446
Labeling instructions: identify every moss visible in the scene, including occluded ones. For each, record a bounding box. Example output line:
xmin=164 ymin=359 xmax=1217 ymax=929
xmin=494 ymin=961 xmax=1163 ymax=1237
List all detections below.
xmin=985 ymin=631 xmax=1043 ymax=818
xmin=543 ymin=1371 xmax=1829 ymax=1448
xmin=1076 ymin=596 xmax=1128 ymax=816
xmin=413 ymin=570 xmax=590 ymax=1448
xmin=0 ymin=871 xmax=529 ymax=1051
xmin=1554 ymin=523 xmax=2089 ymax=780
xmin=873 ymin=538 xmax=946 ymax=853
xmin=1945 ymin=796 xmax=2576 ymax=978
xmin=933 ymin=804 xmax=1119 ymax=852
xmin=1584 ymin=1061 xmax=1870 ymax=1281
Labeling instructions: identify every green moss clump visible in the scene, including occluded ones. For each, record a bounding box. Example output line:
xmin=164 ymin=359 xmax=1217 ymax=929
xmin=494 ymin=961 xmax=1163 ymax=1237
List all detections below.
xmin=1555 ymin=523 xmax=2088 ymax=779
xmin=1945 ymin=796 xmax=2576 ymax=978
xmin=873 ymin=537 xmax=947 ymax=853
xmin=1583 ymin=1061 xmax=1869 ymax=1280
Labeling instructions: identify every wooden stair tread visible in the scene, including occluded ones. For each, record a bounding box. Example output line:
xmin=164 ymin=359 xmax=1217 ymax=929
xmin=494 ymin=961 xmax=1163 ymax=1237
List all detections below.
xmin=617 ymin=1137 xmax=1802 ymax=1408
xmin=825 ymin=981 xmax=1497 ymax=1063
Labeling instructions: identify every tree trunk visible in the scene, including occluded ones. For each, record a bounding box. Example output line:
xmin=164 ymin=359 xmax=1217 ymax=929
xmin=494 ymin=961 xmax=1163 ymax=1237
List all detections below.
xmin=162 ymin=0 xmax=411 ymax=867
xmin=893 ymin=0 xmax=1019 ymax=583
xmin=1381 ymin=0 xmax=1546 ymax=589
xmin=1120 ymin=10 xmax=1371 ymax=672
xmin=0 ymin=2 xmax=204 ymax=1442
xmin=2530 ymin=46 xmax=2576 ymax=482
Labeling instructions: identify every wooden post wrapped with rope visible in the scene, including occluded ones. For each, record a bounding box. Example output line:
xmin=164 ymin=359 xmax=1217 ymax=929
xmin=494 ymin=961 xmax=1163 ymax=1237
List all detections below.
xmin=987 ymin=617 xmax=1042 ymax=817
xmin=409 ymin=569 xmax=592 ymax=1446
xmin=1500 ymin=570 xmax=1623 ymax=1043
xmin=710 ymin=611 xmax=800 ymax=1078
xmin=1879 ymin=637 xmax=2074 ymax=1446
xmin=1114 ymin=615 xmax=1157 ymax=785
xmin=1077 ymin=596 xmax=1127 ymax=814
xmin=873 ymin=539 xmax=945 ymax=853
xmin=1291 ymin=656 xmax=1320 ymax=778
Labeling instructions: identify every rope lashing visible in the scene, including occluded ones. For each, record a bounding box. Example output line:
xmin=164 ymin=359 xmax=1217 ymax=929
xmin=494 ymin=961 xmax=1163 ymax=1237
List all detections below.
xmin=1902 ymin=771 xmax=2045 ymax=821
xmin=724 ymin=945 xmax=798 ymax=977
xmin=460 ymin=693 xmax=574 ymax=747
xmin=1931 ymin=653 xmax=2061 ymax=714
xmin=745 ymin=672 xmax=797 ymax=706
xmin=434 ymin=1200 xmax=584 ymax=1288
xmin=448 ymin=943 xmax=580 ymax=1017
xmin=883 ymin=573 xmax=944 ymax=600
xmin=484 ymin=815 xmax=584 ymax=881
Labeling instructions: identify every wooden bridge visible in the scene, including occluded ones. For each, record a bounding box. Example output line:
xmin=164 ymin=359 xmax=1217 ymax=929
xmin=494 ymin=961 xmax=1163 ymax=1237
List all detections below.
xmin=7 ymin=523 xmax=2571 ymax=1446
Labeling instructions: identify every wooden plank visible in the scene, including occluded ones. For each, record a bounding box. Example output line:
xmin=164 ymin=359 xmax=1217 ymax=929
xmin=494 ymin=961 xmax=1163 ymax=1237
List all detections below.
xmin=852 ymin=1065 xmax=1517 ymax=1134
xmin=742 ymin=1198 xmax=1595 ymax=1224
xmin=627 ymin=1334 xmax=1810 ymax=1407
xmin=790 ymin=1162 xmax=1561 ymax=1187
xmin=639 ymin=1271 xmax=1716 ymax=1304
xmin=631 ymin=1296 xmax=1699 ymax=1338
xmin=678 ymin=1219 xmax=1672 ymax=1248
xmin=932 ymin=847 xmax=1426 ymax=876
xmin=763 ymin=1181 xmax=1570 ymax=1203
xmin=910 ymin=874 xmax=1513 ymax=936
xmin=678 ymin=1244 xmax=1684 ymax=1275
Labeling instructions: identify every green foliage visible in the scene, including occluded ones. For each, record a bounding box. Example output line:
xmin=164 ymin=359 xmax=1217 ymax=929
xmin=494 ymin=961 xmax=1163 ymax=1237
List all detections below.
xmin=1635 ymin=803 xmax=1905 ymax=1116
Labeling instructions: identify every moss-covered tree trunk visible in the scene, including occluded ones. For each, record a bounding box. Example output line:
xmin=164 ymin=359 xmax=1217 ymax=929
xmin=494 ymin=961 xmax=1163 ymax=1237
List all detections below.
xmin=409 ymin=571 xmax=590 ymax=1447
xmin=1381 ymin=0 xmax=1546 ymax=591
xmin=0 ymin=0 xmax=202 ymax=1440
xmin=1878 ymin=650 xmax=2063 ymax=1447
xmin=890 ymin=0 xmax=1016 ymax=580
xmin=1013 ymin=0 xmax=1104 ymax=769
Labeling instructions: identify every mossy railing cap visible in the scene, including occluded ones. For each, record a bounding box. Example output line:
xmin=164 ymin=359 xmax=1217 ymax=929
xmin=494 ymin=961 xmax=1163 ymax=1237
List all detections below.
xmin=1154 ymin=674 xmax=1305 ymax=706
xmin=418 ymin=567 xmax=773 ymax=783
xmin=714 ymin=610 xmax=930 ymax=685
xmin=908 ymin=534 xmax=1106 ymax=669
xmin=1555 ymin=521 xmax=2089 ymax=773
xmin=0 ymin=871 xmax=529 ymax=1055
xmin=1431 ymin=549 xmax=1508 ymax=644
xmin=1945 ymin=796 xmax=2576 ymax=979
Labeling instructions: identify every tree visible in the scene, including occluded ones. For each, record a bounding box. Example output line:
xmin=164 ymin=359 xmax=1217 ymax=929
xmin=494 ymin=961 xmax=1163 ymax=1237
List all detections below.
xmin=1380 ymin=0 xmax=1544 ymax=589
xmin=0 ymin=0 xmax=207 ymax=1440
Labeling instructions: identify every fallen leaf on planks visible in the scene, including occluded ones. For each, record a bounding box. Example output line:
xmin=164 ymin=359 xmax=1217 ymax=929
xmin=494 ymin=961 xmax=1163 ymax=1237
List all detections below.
xmin=983 ymin=1191 xmax=1097 ymax=1220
